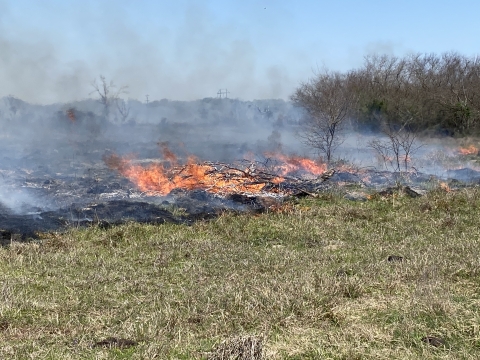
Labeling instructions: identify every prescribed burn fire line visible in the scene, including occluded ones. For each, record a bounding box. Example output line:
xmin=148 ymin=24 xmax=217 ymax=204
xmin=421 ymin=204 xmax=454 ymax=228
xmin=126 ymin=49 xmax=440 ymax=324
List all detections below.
xmin=104 ymin=152 xmax=330 ymax=197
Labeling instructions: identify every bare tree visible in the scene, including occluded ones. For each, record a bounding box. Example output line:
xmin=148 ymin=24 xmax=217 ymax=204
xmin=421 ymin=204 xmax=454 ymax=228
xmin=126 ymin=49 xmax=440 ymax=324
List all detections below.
xmin=291 ymin=70 xmax=356 ymax=163
xmin=351 ymin=52 xmax=480 ymax=135
xmin=369 ymin=119 xmax=420 ymax=173
xmin=116 ymin=99 xmax=130 ymax=123
xmin=90 ymin=75 xmax=128 ymax=117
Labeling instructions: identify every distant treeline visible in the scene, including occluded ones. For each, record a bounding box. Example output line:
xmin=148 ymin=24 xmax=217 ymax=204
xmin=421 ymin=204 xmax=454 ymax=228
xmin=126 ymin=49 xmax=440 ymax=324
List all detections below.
xmin=337 ymin=52 xmax=480 ymax=136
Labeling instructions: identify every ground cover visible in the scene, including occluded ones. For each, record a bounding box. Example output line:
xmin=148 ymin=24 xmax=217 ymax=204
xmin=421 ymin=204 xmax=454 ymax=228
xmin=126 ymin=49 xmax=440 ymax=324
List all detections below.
xmin=0 ymin=187 xmax=479 ymax=359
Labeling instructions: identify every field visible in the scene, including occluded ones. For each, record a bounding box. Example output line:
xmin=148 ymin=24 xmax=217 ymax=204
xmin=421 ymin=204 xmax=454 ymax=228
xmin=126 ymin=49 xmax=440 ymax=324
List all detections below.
xmin=1 ymin=187 xmax=479 ymax=359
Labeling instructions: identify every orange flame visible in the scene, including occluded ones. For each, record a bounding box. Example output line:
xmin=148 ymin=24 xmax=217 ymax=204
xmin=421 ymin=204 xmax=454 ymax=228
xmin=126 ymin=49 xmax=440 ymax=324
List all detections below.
xmin=105 ymin=148 xmax=326 ymax=196
xmin=158 ymin=142 xmax=177 ymax=164
xmin=105 ymin=153 xmax=282 ymax=196
xmin=264 ymin=152 xmax=326 ymax=176
xmin=458 ymin=145 xmax=479 ymax=155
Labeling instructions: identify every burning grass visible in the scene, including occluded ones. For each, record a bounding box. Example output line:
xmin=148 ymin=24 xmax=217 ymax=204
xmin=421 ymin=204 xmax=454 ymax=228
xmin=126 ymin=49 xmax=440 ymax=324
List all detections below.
xmin=1 ymin=187 xmax=480 ymax=358
xmin=103 ymin=148 xmax=326 ymax=196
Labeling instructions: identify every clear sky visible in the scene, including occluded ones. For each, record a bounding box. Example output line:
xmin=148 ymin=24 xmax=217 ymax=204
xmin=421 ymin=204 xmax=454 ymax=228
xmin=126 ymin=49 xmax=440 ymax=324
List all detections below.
xmin=1 ymin=0 xmax=479 ymax=104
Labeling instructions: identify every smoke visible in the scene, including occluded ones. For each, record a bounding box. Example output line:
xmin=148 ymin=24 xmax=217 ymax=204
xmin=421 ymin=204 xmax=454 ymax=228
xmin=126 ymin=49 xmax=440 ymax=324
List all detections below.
xmin=0 ymin=2 xmax=301 ymax=104
xmin=0 ymin=178 xmax=48 ymax=214
xmin=3 ymin=2 xmax=480 ymax=219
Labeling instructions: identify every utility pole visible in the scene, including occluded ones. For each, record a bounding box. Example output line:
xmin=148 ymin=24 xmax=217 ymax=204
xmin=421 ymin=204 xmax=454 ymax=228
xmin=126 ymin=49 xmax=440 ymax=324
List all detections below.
xmin=145 ymin=94 xmax=149 ymax=104
xmin=217 ymin=89 xmax=230 ymax=98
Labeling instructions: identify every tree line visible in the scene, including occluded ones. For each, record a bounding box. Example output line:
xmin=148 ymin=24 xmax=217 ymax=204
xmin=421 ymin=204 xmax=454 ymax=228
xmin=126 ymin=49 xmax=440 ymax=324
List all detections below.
xmin=292 ymin=52 xmax=480 ymax=163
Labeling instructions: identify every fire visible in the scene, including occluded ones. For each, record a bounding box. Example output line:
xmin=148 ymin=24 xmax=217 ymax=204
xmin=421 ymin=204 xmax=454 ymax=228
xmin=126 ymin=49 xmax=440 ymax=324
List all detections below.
xmin=105 ymin=148 xmax=326 ymax=196
xmin=158 ymin=141 xmax=178 ymax=164
xmin=458 ymin=145 xmax=479 ymax=155
xmin=104 ymin=153 xmax=281 ymax=196
xmin=264 ymin=152 xmax=326 ymax=176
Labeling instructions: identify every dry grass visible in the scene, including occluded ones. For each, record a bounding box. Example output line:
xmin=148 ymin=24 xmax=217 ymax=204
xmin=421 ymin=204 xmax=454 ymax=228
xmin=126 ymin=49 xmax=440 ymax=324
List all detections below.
xmin=207 ymin=335 xmax=264 ymax=360
xmin=1 ymin=187 xmax=480 ymax=358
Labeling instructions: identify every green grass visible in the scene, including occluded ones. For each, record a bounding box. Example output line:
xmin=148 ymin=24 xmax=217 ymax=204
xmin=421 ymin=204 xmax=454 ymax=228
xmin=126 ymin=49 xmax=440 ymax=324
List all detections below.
xmin=1 ymin=187 xmax=480 ymax=359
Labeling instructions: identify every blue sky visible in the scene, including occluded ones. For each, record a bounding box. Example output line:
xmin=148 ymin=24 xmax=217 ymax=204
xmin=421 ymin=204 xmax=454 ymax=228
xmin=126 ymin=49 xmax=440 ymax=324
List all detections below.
xmin=1 ymin=0 xmax=479 ymax=104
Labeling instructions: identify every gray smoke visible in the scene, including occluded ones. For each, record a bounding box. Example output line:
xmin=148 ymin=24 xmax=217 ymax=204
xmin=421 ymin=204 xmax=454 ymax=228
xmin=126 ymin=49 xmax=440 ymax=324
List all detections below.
xmin=0 ymin=2 xmax=305 ymax=104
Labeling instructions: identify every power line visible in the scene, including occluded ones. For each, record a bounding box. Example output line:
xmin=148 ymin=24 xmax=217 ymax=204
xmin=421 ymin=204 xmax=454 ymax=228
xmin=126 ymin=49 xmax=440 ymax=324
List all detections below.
xmin=216 ymin=89 xmax=230 ymax=98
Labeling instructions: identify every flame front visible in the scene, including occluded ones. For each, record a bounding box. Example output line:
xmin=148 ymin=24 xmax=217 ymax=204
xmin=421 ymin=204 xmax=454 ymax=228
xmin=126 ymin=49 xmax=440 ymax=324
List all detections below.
xmin=104 ymin=153 xmax=282 ymax=195
xmin=264 ymin=152 xmax=327 ymax=176
xmin=105 ymin=149 xmax=327 ymax=196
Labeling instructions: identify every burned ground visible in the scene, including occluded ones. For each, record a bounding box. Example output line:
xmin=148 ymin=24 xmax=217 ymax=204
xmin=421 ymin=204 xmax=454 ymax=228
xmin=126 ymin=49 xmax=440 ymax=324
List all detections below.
xmin=0 ymin=156 xmax=477 ymax=240
xmin=2 ymin=98 xmax=480 ymax=240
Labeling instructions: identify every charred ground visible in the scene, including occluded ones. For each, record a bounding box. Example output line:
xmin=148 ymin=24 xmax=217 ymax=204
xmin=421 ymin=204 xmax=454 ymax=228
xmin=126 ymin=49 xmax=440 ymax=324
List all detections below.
xmin=1 ymin=96 xmax=480 ymax=239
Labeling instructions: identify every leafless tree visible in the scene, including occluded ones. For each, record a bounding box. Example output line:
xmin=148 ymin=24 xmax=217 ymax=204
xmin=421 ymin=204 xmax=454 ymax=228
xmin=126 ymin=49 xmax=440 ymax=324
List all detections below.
xmin=293 ymin=52 xmax=480 ymax=144
xmin=369 ymin=119 xmax=420 ymax=173
xmin=90 ymin=75 xmax=128 ymax=117
xmin=116 ymin=99 xmax=130 ymax=123
xmin=291 ymin=70 xmax=356 ymax=163
xmin=436 ymin=52 xmax=480 ymax=133
xmin=352 ymin=52 xmax=480 ymax=134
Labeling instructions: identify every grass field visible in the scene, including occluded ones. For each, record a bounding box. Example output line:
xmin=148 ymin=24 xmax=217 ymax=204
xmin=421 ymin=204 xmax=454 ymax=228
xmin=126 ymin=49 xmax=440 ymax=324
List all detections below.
xmin=1 ymin=186 xmax=480 ymax=359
